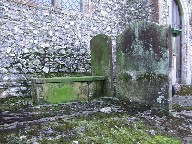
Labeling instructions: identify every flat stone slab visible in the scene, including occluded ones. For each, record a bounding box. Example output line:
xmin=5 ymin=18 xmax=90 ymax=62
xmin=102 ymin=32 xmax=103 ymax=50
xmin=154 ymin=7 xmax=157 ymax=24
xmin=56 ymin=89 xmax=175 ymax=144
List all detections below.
xmin=180 ymin=111 xmax=192 ymax=119
xmin=171 ymin=110 xmax=192 ymax=119
xmin=32 ymin=76 xmax=106 ymax=84
xmin=173 ymin=95 xmax=192 ymax=107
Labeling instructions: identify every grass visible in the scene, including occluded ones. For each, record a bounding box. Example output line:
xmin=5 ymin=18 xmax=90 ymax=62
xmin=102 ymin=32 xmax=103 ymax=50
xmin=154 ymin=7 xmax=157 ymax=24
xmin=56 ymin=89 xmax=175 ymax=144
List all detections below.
xmin=70 ymin=113 xmax=181 ymax=144
xmin=0 ymin=97 xmax=182 ymax=144
xmin=26 ymin=112 xmax=181 ymax=144
xmin=0 ymin=97 xmax=32 ymax=112
xmin=1 ymin=111 xmax=182 ymax=144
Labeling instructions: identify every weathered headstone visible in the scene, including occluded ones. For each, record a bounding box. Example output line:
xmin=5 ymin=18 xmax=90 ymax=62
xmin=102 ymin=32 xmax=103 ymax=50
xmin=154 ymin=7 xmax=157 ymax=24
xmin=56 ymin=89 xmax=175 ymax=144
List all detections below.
xmin=90 ymin=34 xmax=113 ymax=96
xmin=116 ymin=21 xmax=172 ymax=109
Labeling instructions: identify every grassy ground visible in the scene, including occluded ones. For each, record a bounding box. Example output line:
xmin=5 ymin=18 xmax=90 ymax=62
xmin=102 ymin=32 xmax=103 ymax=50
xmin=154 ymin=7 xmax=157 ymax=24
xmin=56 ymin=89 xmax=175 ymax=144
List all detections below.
xmin=67 ymin=113 xmax=181 ymax=144
xmin=0 ymin=97 xmax=183 ymax=143
xmin=3 ymin=112 xmax=181 ymax=144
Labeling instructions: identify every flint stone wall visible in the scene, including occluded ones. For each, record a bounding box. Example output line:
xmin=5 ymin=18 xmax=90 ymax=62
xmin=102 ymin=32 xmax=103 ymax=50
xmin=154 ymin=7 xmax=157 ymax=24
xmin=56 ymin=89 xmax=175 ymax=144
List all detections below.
xmin=0 ymin=0 xmax=154 ymax=97
xmin=116 ymin=21 xmax=171 ymax=108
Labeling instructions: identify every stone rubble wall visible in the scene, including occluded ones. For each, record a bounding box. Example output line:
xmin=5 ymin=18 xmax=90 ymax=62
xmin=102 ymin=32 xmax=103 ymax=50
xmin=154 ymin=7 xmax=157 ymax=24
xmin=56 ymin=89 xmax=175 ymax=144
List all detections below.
xmin=0 ymin=0 xmax=154 ymax=97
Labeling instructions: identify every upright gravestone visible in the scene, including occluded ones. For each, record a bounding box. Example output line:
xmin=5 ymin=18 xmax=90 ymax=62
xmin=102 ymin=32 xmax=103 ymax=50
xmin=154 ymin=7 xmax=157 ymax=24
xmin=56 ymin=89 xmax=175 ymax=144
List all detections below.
xmin=90 ymin=34 xmax=113 ymax=96
xmin=116 ymin=21 xmax=172 ymax=109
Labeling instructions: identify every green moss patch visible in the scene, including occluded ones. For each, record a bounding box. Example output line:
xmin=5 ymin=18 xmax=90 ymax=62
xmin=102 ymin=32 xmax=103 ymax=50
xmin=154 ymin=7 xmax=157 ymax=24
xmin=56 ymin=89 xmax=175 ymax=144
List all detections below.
xmin=2 ymin=112 xmax=181 ymax=143
xmin=46 ymin=84 xmax=79 ymax=103
xmin=0 ymin=97 xmax=32 ymax=112
xmin=90 ymin=34 xmax=112 ymax=76
xmin=173 ymin=103 xmax=192 ymax=112
xmin=32 ymin=76 xmax=106 ymax=104
xmin=175 ymin=85 xmax=192 ymax=95
xmin=71 ymin=113 xmax=181 ymax=144
xmin=33 ymin=76 xmax=106 ymax=84
xmin=119 ymin=73 xmax=132 ymax=81
xmin=0 ymin=98 xmax=185 ymax=144
xmin=90 ymin=34 xmax=113 ymax=96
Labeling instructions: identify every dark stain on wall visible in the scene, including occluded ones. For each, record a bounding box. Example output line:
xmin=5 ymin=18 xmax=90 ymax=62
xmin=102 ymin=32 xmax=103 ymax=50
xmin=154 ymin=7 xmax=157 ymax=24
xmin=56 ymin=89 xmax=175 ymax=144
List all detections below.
xmin=121 ymin=22 xmax=167 ymax=62
xmin=139 ymin=24 xmax=166 ymax=61
xmin=121 ymin=27 xmax=136 ymax=55
xmin=116 ymin=21 xmax=170 ymax=108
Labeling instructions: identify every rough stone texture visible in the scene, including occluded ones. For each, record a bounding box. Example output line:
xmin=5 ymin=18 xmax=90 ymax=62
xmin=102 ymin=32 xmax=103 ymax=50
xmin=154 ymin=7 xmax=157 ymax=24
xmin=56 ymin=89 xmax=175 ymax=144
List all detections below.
xmin=175 ymin=85 xmax=192 ymax=96
xmin=149 ymin=0 xmax=159 ymax=23
xmin=173 ymin=95 xmax=192 ymax=107
xmin=90 ymin=34 xmax=113 ymax=96
xmin=0 ymin=0 xmax=154 ymax=97
xmin=157 ymin=0 xmax=192 ymax=85
xmin=31 ymin=76 xmax=106 ymax=104
xmin=0 ymin=97 xmax=191 ymax=143
xmin=116 ymin=21 xmax=171 ymax=108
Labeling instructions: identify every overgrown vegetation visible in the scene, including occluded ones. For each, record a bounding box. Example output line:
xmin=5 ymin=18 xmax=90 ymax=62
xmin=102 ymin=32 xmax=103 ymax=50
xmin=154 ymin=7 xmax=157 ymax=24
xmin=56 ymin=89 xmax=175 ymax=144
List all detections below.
xmin=1 ymin=112 xmax=181 ymax=143
xmin=70 ymin=113 xmax=181 ymax=144
xmin=0 ymin=97 xmax=32 ymax=112
xmin=0 ymin=97 xmax=187 ymax=143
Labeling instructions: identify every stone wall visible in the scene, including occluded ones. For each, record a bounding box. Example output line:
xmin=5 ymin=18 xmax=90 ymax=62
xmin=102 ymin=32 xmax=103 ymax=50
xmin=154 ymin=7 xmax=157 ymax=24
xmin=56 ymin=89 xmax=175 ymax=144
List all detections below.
xmin=0 ymin=0 xmax=154 ymax=97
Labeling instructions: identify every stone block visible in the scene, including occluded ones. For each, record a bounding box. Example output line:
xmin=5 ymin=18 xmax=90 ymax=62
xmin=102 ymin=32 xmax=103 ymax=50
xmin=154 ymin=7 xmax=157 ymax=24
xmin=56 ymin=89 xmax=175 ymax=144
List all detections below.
xmin=90 ymin=34 xmax=113 ymax=96
xmin=31 ymin=76 xmax=106 ymax=104
xmin=116 ymin=21 xmax=171 ymax=108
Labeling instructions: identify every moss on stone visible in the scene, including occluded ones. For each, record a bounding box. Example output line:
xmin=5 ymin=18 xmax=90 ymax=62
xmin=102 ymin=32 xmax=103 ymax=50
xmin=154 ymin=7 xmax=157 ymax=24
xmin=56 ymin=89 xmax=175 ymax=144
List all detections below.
xmin=91 ymin=81 xmax=105 ymax=99
xmin=119 ymin=73 xmax=132 ymax=81
xmin=0 ymin=97 xmax=32 ymax=112
xmin=90 ymin=34 xmax=113 ymax=96
xmin=175 ymin=85 xmax=192 ymax=95
xmin=116 ymin=21 xmax=169 ymax=106
xmin=91 ymin=34 xmax=112 ymax=76
xmin=32 ymin=76 xmax=106 ymax=104
xmin=33 ymin=76 xmax=106 ymax=84
xmin=137 ymin=73 xmax=168 ymax=82
xmin=71 ymin=113 xmax=181 ymax=144
xmin=46 ymin=84 xmax=80 ymax=103
xmin=173 ymin=103 xmax=192 ymax=112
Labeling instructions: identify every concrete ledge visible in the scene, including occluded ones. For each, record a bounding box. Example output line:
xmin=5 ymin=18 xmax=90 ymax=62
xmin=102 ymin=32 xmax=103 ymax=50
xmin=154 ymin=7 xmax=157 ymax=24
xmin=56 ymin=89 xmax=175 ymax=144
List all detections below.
xmin=32 ymin=76 xmax=106 ymax=84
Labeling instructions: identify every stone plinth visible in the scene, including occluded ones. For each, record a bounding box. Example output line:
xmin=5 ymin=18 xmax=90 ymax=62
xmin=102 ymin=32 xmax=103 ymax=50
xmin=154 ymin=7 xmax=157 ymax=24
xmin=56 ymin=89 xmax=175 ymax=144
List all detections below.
xmin=31 ymin=76 xmax=106 ymax=104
